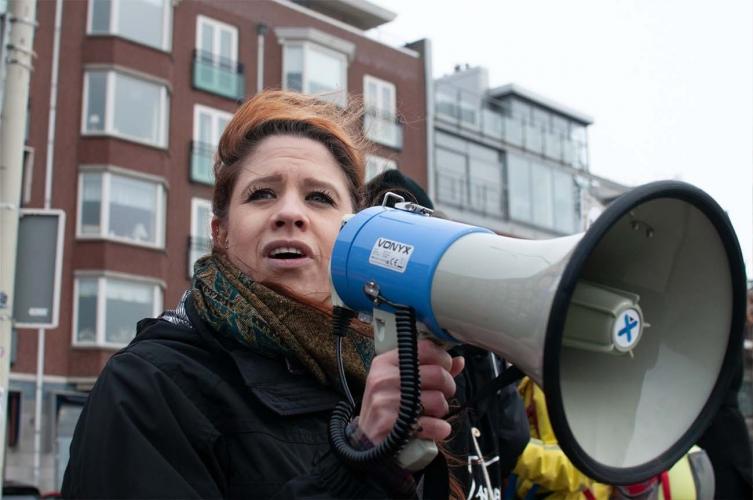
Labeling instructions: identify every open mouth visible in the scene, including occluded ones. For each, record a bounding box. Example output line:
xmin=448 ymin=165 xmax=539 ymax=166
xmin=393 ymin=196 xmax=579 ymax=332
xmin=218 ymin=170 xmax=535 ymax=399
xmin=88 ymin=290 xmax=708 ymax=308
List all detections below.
xmin=268 ymin=246 xmax=306 ymax=260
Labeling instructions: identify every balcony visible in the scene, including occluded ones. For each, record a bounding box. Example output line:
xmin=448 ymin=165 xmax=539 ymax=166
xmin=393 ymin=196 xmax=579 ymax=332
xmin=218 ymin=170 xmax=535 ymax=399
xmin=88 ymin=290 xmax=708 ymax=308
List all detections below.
xmin=364 ymin=109 xmax=403 ymax=150
xmin=192 ymin=50 xmax=245 ymax=101
xmin=190 ymin=141 xmax=215 ymax=185
xmin=435 ymin=86 xmax=588 ymax=169
xmin=188 ymin=236 xmax=212 ymax=277
xmin=435 ymin=172 xmax=503 ymax=217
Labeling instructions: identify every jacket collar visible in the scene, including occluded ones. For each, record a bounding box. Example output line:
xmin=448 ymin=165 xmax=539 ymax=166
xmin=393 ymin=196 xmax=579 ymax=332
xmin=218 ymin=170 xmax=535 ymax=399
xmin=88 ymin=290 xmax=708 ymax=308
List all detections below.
xmin=185 ymin=293 xmax=342 ymax=416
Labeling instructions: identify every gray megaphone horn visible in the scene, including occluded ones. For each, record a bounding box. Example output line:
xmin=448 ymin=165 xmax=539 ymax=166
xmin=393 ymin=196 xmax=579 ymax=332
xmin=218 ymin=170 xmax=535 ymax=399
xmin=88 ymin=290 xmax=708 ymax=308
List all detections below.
xmin=329 ymin=180 xmax=746 ymax=484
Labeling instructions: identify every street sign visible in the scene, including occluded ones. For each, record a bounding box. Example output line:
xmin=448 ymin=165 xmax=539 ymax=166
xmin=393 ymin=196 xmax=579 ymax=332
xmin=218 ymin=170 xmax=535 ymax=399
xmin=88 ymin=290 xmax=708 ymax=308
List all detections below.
xmin=13 ymin=209 xmax=65 ymax=329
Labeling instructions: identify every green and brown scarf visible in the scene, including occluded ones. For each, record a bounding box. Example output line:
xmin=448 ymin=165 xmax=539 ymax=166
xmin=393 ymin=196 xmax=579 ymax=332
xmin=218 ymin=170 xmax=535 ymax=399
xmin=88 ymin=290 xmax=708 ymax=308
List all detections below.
xmin=191 ymin=254 xmax=374 ymax=394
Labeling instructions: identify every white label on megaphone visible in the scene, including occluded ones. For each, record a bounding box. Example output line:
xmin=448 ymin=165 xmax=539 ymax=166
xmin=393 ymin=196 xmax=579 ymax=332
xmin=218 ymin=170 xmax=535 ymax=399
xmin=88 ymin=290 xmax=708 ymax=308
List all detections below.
xmin=369 ymin=237 xmax=414 ymax=273
xmin=612 ymin=308 xmax=642 ymax=352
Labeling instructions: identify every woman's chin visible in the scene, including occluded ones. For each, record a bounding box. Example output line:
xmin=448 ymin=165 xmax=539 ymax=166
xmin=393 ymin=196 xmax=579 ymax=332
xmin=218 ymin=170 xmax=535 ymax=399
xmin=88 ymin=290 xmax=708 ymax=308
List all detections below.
xmin=262 ymin=267 xmax=330 ymax=305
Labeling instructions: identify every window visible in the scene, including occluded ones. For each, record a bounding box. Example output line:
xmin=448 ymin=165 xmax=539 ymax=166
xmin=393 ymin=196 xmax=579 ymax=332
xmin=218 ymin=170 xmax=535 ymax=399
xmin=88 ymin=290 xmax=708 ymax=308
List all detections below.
xmin=196 ymin=15 xmax=238 ymax=66
xmin=88 ymin=0 xmax=172 ymax=51
xmin=191 ymin=105 xmax=232 ymax=184
xmin=435 ymin=147 xmax=467 ymax=207
xmin=73 ymin=274 xmax=162 ymax=348
xmin=531 ymin=162 xmax=554 ymax=228
xmin=189 ymin=198 xmax=213 ymax=276
xmin=507 ymin=153 xmax=532 ymax=223
xmin=365 ymin=155 xmax=397 ymax=182
xmin=83 ymin=69 xmax=170 ymax=148
xmin=506 ymin=152 xmax=580 ymax=234
xmin=434 ymin=132 xmax=503 ymax=215
xmin=552 ymin=170 xmax=578 ymax=233
xmin=193 ymin=17 xmax=243 ymax=100
xmin=468 ymin=144 xmax=502 ymax=216
xmin=283 ymin=43 xmax=347 ymax=105
xmin=77 ymin=169 xmax=166 ymax=248
xmin=364 ymin=75 xmax=401 ymax=149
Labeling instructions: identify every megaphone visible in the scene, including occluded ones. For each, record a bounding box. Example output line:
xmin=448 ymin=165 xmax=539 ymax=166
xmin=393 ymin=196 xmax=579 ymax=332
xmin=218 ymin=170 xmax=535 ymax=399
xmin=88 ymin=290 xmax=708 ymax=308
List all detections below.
xmin=329 ymin=181 xmax=746 ymax=485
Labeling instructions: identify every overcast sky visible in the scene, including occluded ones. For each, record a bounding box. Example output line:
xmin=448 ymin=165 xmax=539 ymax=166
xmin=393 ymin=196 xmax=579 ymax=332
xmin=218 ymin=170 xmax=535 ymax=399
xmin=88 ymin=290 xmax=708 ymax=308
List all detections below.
xmin=368 ymin=0 xmax=753 ymax=275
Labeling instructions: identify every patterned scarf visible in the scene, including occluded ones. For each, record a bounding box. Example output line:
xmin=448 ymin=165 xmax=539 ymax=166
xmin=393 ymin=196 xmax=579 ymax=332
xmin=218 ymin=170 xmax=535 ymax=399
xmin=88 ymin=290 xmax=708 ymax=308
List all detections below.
xmin=191 ymin=254 xmax=374 ymax=393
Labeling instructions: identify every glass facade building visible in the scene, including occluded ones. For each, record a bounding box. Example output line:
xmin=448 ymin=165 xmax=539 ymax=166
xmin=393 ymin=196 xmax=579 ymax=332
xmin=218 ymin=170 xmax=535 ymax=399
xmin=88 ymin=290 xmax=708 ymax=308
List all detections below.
xmin=433 ymin=68 xmax=595 ymax=238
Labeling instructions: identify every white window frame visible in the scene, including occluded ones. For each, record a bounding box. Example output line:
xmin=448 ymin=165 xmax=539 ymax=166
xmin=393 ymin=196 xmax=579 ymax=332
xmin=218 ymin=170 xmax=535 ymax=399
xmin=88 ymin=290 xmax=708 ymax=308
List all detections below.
xmin=72 ymin=272 xmax=163 ymax=349
xmin=365 ymin=154 xmax=397 ymax=182
xmin=189 ymin=198 xmax=213 ymax=276
xmin=364 ymin=75 xmax=399 ymax=147
xmin=86 ymin=0 xmax=173 ymax=52
xmin=364 ymin=75 xmax=396 ymax=118
xmin=282 ymin=41 xmax=348 ymax=105
xmin=196 ymin=15 xmax=238 ymax=65
xmin=76 ymin=167 xmax=167 ymax=249
xmin=81 ymin=69 xmax=170 ymax=149
xmin=193 ymin=104 xmax=233 ymax=147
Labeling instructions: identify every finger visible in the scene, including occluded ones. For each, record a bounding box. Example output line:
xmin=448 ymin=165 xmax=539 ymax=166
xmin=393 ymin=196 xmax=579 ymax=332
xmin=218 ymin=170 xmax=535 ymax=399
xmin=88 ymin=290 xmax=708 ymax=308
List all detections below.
xmin=419 ymin=365 xmax=456 ymax=399
xmin=370 ymin=349 xmax=399 ymax=367
xmin=417 ymin=339 xmax=453 ymax=372
xmin=450 ymin=356 xmax=465 ymax=378
xmin=414 ymin=416 xmax=452 ymax=441
xmin=420 ymin=390 xmax=450 ymax=418
xmin=363 ymin=361 xmax=400 ymax=394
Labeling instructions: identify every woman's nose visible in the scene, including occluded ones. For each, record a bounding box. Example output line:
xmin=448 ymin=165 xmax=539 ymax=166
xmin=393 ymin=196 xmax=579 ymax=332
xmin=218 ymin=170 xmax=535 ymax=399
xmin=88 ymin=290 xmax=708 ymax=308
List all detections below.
xmin=272 ymin=195 xmax=308 ymax=229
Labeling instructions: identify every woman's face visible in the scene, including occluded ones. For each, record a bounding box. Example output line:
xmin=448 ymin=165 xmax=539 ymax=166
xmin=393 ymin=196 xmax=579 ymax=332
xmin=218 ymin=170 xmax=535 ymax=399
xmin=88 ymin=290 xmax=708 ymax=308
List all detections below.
xmin=213 ymin=135 xmax=354 ymax=304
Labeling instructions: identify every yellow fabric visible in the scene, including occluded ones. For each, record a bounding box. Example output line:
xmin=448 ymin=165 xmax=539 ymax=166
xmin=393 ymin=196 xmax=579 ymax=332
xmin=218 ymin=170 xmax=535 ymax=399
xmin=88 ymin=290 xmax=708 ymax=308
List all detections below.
xmin=512 ymin=378 xmax=612 ymax=500
xmin=658 ymin=445 xmax=702 ymax=500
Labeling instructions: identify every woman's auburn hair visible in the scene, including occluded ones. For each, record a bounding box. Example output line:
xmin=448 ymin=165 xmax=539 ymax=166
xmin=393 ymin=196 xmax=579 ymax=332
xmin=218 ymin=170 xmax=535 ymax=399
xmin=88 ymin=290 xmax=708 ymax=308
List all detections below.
xmin=212 ymin=90 xmax=368 ymax=226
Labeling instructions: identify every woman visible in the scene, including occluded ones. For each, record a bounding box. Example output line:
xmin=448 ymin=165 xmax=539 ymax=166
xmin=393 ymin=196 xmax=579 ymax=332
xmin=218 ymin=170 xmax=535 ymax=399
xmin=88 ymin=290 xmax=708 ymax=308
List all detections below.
xmin=62 ymin=91 xmax=464 ymax=499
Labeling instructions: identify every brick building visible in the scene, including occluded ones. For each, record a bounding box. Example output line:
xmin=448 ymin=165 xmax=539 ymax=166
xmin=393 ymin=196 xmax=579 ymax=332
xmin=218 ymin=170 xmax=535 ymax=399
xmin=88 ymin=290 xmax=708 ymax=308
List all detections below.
xmin=0 ymin=0 xmax=430 ymax=490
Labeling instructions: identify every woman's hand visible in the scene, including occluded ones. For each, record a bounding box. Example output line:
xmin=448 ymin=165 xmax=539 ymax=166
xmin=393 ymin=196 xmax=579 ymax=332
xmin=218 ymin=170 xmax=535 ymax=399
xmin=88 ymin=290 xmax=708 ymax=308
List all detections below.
xmin=358 ymin=339 xmax=465 ymax=444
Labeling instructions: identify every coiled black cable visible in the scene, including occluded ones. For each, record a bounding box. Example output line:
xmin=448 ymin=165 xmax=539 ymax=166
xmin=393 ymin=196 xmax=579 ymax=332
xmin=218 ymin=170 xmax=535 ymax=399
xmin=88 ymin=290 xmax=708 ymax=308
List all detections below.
xmin=329 ymin=304 xmax=422 ymax=466
xmin=332 ymin=306 xmax=357 ymax=407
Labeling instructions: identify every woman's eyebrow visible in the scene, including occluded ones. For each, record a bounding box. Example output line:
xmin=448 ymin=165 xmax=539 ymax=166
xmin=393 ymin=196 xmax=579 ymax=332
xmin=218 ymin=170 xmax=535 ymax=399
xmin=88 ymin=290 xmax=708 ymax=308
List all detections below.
xmin=303 ymin=178 xmax=342 ymax=198
xmin=245 ymin=173 xmax=283 ymax=185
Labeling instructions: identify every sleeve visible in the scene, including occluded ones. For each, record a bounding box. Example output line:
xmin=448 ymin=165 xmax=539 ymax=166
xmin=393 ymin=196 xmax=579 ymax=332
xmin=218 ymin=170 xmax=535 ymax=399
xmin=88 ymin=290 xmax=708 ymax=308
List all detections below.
xmin=61 ymin=351 xmax=226 ymax=499
xmin=512 ymin=380 xmax=611 ymax=498
xmin=512 ymin=439 xmax=610 ymax=495
xmin=491 ymin=380 xmax=531 ymax=477
xmin=268 ymin=451 xmax=416 ymax=499
xmin=62 ymin=349 xmax=413 ymax=500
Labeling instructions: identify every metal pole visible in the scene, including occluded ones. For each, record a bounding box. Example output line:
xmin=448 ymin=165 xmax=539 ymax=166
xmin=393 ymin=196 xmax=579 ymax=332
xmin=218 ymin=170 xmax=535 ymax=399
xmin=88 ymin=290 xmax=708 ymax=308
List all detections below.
xmin=32 ymin=0 xmax=61 ymax=487
xmin=32 ymin=328 xmax=43 ymax=484
xmin=256 ymin=23 xmax=267 ymax=94
xmin=0 ymin=0 xmax=36 ymax=488
xmin=0 ymin=0 xmax=38 ymax=487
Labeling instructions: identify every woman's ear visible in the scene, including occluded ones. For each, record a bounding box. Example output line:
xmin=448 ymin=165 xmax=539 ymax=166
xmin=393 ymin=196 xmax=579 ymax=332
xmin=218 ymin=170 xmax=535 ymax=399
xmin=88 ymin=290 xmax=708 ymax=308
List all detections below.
xmin=211 ymin=216 xmax=227 ymax=250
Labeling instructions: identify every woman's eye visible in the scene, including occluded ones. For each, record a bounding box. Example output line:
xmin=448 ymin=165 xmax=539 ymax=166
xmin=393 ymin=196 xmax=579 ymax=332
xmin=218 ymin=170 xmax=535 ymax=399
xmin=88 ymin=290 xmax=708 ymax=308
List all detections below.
xmin=307 ymin=191 xmax=336 ymax=206
xmin=247 ymin=188 xmax=275 ymax=202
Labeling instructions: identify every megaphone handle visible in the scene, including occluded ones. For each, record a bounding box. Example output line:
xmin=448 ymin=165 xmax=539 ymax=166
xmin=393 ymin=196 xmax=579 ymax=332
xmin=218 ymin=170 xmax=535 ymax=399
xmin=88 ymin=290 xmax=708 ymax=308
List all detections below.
xmin=372 ymin=308 xmax=439 ymax=471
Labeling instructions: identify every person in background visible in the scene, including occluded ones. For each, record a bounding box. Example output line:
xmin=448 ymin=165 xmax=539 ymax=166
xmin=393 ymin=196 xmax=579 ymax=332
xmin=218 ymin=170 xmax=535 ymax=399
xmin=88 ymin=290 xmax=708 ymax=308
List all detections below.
xmin=511 ymin=375 xmax=717 ymax=500
xmin=696 ymin=289 xmax=753 ymax=499
xmin=363 ymin=168 xmax=531 ymax=500
xmin=507 ymin=377 xmax=612 ymax=500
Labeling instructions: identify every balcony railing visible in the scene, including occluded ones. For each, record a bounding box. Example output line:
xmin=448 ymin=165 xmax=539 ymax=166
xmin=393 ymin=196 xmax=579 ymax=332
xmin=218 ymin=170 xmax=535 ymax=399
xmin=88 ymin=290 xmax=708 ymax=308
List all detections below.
xmin=434 ymin=172 xmax=504 ymax=217
xmin=190 ymin=141 xmax=215 ymax=185
xmin=435 ymin=85 xmax=588 ymax=169
xmin=192 ymin=50 xmax=245 ymax=101
xmin=187 ymin=235 xmax=212 ymax=277
xmin=364 ymin=109 xmax=403 ymax=150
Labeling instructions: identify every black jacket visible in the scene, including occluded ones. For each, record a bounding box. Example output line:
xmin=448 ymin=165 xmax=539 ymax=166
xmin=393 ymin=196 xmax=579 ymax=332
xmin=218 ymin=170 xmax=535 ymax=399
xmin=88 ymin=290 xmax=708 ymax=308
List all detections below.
xmin=62 ymin=296 xmax=528 ymax=499
xmin=449 ymin=346 xmax=530 ymax=500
